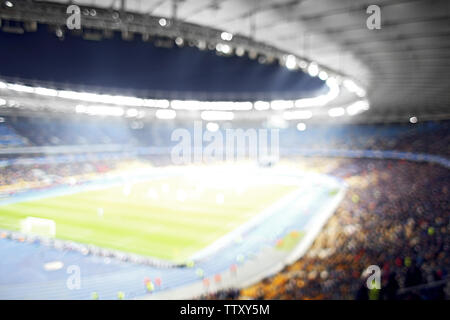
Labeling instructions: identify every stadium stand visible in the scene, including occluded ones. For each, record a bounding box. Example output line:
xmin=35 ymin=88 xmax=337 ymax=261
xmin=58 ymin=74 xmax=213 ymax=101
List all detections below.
xmin=201 ymin=158 xmax=449 ymax=300
xmin=240 ymin=159 xmax=448 ymax=300
xmin=1 ymin=115 xmax=449 ymax=155
xmin=0 ymin=120 xmax=28 ymax=148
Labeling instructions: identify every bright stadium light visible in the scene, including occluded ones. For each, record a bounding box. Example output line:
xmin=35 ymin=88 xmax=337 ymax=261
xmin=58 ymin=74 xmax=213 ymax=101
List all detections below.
xmin=171 ymin=100 xmax=251 ymax=111
xmin=307 ymin=63 xmax=319 ymax=77
xmin=58 ymin=90 xmax=145 ymax=107
xmin=142 ymin=99 xmax=169 ymax=108
xmin=175 ymin=37 xmax=184 ymax=46
xmin=267 ymin=115 xmax=288 ymax=129
xmin=159 ymin=18 xmax=167 ymax=27
xmin=205 ymin=101 xmax=228 ymax=111
xmin=206 ymin=122 xmax=219 ymax=132
xmin=75 ymin=104 xmax=86 ymax=113
xmin=208 ymin=101 xmax=235 ymax=111
xmin=233 ymin=102 xmax=252 ymax=111
xmin=171 ymin=100 xmax=200 ymax=110
xmin=328 ymin=107 xmax=345 ymax=117
xmin=254 ymin=101 xmax=270 ymax=111
xmin=222 ymin=44 xmax=231 ymax=55
xmin=43 ymin=261 xmax=64 ymax=271
xmin=318 ymin=71 xmax=328 ymax=81
xmin=85 ymin=105 xmax=114 ymax=116
xmin=4 ymin=82 xmax=170 ymax=108
xmin=270 ymin=100 xmax=294 ymax=110
xmin=155 ymin=109 xmax=176 ymax=119
xmin=155 ymin=99 xmax=170 ymax=108
xmin=409 ymin=116 xmax=418 ymax=124
xmin=216 ymin=43 xmax=232 ymax=54
xmin=343 ymin=79 xmax=366 ymax=97
xmin=299 ymin=60 xmax=308 ymax=69
xmin=207 ymin=101 xmax=248 ymax=111
xmin=34 ymin=87 xmax=58 ymax=97
xmin=235 ymin=47 xmax=245 ymax=57
xmin=58 ymin=90 xmax=85 ymax=100
xmin=75 ymin=104 xmax=124 ymax=117
xmin=294 ymin=78 xmax=340 ymax=109
xmin=285 ymin=54 xmax=297 ymax=70
xmin=126 ymin=108 xmax=139 ymax=117
xmin=296 ymin=122 xmax=307 ymax=131
xmin=283 ymin=110 xmax=313 ymax=120
xmin=346 ymin=100 xmax=370 ymax=116
xmin=0 ymin=98 xmax=6 ymax=106
xmin=142 ymin=99 xmax=156 ymax=108
xmin=0 ymin=75 xmax=347 ymax=120
xmin=220 ymin=31 xmax=233 ymax=41
xmin=108 ymin=95 xmax=144 ymax=106
xmin=325 ymin=77 xmax=340 ymax=99
xmin=201 ymin=111 xmax=234 ymax=121
xmin=295 ymin=96 xmax=326 ymax=108
xmin=7 ymin=83 xmax=34 ymax=93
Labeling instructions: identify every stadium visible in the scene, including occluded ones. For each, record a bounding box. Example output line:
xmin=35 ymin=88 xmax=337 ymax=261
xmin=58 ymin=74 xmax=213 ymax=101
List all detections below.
xmin=0 ymin=0 xmax=449 ymax=302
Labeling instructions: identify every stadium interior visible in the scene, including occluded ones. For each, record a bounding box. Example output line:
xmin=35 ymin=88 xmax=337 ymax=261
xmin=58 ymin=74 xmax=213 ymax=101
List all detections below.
xmin=0 ymin=0 xmax=449 ymax=301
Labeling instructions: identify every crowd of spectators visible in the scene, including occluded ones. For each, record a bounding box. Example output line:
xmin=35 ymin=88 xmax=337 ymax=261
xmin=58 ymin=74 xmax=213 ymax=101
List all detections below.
xmin=0 ymin=159 xmax=121 ymax=196
xmin=202 ymin=158 xmax=449 ymax=300
xmin=279 ymin=120 xmax=450 ymax=157
xmin=1 ymin=115 xmax=449 ymax=157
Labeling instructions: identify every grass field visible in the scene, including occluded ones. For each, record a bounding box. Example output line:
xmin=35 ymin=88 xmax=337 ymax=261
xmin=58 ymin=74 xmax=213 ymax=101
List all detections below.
xmin=0 ymin=175 xmax=298 ymax=262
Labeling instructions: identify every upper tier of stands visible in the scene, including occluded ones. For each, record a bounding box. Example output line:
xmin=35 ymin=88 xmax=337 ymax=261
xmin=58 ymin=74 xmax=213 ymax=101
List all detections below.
xmin=1 ymin=115 xmax=449 ymax=157
xmin=0 ymin=121 xmax=27 ymax=148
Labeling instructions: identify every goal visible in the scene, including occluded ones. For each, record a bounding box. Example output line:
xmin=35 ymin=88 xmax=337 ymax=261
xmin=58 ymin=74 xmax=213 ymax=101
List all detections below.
xmin=20 ymin=217 xmax=56 ymax=238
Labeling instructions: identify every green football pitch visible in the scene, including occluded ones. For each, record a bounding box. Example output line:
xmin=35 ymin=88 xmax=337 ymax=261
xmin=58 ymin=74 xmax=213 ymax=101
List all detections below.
xmin=0 ymin=177 xmax=298 ymax=262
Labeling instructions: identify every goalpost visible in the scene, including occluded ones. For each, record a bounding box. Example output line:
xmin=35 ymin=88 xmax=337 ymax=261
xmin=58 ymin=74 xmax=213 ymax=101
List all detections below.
xmin=20 ymin=217 xmax=56 ymax=238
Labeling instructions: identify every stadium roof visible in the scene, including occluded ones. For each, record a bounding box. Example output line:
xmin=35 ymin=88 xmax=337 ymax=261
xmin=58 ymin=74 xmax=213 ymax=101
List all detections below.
xmin=0 ymin=0 xmax=449 ymax=121
xmin=40 ymin=0 xmax=450 ymax=117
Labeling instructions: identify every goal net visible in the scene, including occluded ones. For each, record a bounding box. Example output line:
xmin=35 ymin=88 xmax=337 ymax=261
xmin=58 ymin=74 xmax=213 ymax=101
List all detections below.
xmin=20 ymin=217 xmax=56 ymax=238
